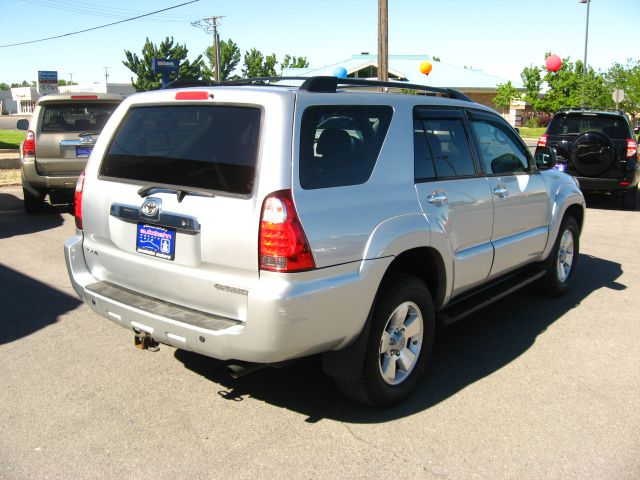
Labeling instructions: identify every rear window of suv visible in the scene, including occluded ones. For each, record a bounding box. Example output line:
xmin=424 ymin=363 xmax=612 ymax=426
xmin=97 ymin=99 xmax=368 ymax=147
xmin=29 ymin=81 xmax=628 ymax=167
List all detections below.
xmin=101 ymin=105 xmax=261 ymax=195
xmin=547 ymin=114 xmax=630 ymax=139
xmin=42 ymin=102 xmax=119 ymax=133
xmin=299 ymin=105 xmax=392 ymax=189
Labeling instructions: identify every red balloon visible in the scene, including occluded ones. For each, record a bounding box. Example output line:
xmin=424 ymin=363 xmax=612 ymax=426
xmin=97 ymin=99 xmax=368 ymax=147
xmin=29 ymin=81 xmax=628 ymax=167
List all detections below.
xmin=545 ymin=54 xmax=563 ymax=72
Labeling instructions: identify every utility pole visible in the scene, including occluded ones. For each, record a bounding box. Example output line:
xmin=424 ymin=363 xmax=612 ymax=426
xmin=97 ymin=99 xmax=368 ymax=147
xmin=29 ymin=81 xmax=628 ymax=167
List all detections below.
xmin=192 ymin=15 xmax=225 ymax=82
xmin=69 ymin=73 xmax=74 ymax=83
xmin=102 ymin=67 xmax=110 ymax=86
xmin=377 ymin=0 xmax=388 ymax=82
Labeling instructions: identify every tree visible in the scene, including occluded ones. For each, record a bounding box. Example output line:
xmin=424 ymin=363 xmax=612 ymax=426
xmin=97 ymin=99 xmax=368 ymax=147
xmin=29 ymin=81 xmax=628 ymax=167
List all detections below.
xmin=204 ymin=38 xmax=241 ymax=81
xmin=281 ymin=54 xmax=309 ymax=72
xmin=242 ymin=48 xmax=278 ymax=78
xmin=520 ymin=65 xmax=543 ymax=112
xmin=605 ymin=60 xmax=640 ymax=117
xmin=0 ymin=83 xmax=9 ymax=90
xmin=123 ymin=37 xmax=207 ymax=91
xmin=11 ymin=81 xmax=32 ymax=88
xmin=58 ymin=80 xmax=78 ymax=86
xmin=493 ymin=81 xmax=521 ymax=114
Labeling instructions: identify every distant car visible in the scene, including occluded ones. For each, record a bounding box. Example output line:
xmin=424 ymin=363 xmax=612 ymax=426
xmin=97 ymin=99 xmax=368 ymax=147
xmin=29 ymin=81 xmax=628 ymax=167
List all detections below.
xmin=538 ymin=108 xmax=639 ymax=209
xmin=16 ymin=93 xmax=123 ymax=213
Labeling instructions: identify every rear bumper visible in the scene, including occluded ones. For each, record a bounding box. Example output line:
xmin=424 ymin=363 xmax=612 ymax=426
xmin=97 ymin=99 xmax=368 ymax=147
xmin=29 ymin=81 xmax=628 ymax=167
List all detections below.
xmin=65 ymin=234 xmax=391 ymax=364
xmin=21 ymin=157 xmax=81 ymax=194
xmin=575 ymin=175 xmax=638 ymax=193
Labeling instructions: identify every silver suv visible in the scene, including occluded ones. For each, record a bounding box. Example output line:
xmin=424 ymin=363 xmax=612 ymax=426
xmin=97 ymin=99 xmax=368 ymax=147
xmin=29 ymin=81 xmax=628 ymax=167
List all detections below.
xmin=65 ymin=77 xmax=585 ymax=407
xmin=17 ymin=93 xmax=123 ymax=212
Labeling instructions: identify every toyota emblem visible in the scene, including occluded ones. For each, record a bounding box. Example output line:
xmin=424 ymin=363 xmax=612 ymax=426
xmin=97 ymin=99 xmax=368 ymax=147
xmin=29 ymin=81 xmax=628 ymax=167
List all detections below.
xmin=141 ymin=199 xmax=160 ymax=217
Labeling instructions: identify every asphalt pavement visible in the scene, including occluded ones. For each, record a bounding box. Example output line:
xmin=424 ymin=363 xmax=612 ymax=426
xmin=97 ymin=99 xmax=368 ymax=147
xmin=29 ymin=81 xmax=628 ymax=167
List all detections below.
xmin=0 ymin=186 xmax=638 ymax=479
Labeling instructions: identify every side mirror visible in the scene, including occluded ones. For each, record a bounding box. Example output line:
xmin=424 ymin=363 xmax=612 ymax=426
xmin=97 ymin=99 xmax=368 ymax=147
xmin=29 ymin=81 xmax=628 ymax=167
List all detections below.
xmin=535 ymin=146 xmax=557 ymax=170
xmin=16 ymin=119 xmax=29 ymax=130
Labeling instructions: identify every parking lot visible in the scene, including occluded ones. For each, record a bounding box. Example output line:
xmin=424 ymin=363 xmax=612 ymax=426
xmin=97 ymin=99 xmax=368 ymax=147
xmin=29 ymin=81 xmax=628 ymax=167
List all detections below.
xmin=0 ymin=185 xmax=638 ymax=479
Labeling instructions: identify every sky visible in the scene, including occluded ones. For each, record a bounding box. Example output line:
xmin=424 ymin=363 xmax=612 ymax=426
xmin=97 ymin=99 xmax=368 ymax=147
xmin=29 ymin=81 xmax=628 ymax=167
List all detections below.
xmin=1 ymin=0 xmax=638 ymax=86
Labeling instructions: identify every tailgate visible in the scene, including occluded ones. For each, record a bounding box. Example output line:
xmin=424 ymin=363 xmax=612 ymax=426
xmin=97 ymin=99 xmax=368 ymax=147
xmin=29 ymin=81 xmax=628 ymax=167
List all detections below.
xmin=80 ymin=97 xmax=289 ymax=321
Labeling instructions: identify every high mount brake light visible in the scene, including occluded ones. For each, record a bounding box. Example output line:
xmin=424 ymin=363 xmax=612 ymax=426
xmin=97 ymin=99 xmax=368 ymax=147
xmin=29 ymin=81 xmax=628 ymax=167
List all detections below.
xmin=259 ymin=190 xmax=315 ymax=272
xmin=23 ymin=130 xmax=35 ymax=156
xmin=70 ymin=95 xmax=98 ymax=99
xmin=74 ymin=171 xmax=85 ymax=229
xmin=537 ymin=134 xmax=548 ymax=148
xmin=175 ymin=91 xmax=209 ymax=100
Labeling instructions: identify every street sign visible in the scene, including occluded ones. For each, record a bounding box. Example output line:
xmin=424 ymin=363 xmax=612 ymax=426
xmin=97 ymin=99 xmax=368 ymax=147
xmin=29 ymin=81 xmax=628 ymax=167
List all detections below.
xmin=612 ymin=89 xmax=625 ymax=104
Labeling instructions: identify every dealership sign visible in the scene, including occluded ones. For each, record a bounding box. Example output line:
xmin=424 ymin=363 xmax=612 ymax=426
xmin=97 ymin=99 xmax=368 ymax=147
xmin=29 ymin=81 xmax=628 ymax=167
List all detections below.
xmin=37 ymin=70 xmax=59 ymax=94
xmin=152 ymin=58 xmax=180 ymax=86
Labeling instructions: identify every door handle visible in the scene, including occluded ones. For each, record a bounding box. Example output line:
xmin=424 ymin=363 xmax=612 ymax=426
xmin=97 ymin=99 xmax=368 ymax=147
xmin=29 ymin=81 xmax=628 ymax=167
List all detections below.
xmin=427 ymin=192 xmax=448 ymax=205
xmin=493 ymin=186 xmax=508 ymax=198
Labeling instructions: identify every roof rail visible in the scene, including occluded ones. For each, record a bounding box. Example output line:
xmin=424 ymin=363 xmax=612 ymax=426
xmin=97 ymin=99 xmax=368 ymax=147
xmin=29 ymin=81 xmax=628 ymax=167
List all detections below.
xmin=218 ymin=76 xmax=472 ymax=102
xmin=557 ymin=107 xmax=626 ymax=115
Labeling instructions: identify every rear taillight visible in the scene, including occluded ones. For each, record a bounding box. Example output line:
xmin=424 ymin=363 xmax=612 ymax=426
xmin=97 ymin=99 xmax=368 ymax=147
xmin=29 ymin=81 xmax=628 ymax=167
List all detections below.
xmin=74 ymin=171 xmax=85 ymax=230
xmin=259 ymin=190 xmax=315 ymax=272
xmin=23 ymin=130 xmax=35 ymax=156
xmin=626 ymin=138 xmax=638 ymax=158
xmin=537 ymin=134 xmax=548 ymax=148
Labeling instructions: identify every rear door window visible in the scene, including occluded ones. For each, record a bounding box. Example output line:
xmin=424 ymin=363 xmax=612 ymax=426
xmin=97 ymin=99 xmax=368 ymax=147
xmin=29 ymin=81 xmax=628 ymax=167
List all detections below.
xmin=101 ymin=105 xmax=261 ymax=195
xmin=41 ymin=102 xmax=119 ymax=133
xmin=414 ymin=113 xmax=476 ymax=179
xmin=299 ymin=105 xmax=392 ymax=189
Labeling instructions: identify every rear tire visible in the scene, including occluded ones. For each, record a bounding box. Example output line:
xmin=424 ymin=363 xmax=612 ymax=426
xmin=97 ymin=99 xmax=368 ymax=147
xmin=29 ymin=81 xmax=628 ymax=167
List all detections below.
xmin=335 ymin=274 xmax=435 ymax=408
xmin=23 ymin=188 xmax=45 ymax=214
xmin=622 ymin=186 xmax=638 ymax=210
xmin=538 ymin=216 xmax=579 ymax=296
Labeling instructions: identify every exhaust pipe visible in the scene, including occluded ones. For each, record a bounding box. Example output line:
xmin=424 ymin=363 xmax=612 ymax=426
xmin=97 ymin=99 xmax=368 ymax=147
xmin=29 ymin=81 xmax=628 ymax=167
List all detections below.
xmin=227 ymin=362 xmax=267 ymax=379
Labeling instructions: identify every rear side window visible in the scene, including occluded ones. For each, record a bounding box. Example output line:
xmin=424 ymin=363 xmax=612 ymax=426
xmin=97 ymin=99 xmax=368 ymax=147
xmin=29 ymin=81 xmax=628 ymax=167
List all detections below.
xmin=41 ymin=102 xmax=119 ymax=133
xmin=547 ymin=114 xmax=630 ymax=138
xmin=101 ymin=105 xmax=261 ymax=195
xmin=299 ymin=105 xmax=392 ymax=189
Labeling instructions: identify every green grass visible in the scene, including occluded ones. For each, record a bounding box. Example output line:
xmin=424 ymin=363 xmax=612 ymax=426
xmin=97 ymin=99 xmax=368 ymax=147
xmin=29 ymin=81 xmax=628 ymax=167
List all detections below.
xmin=0 ymin=129 xmax=24 ymax=149
xmin=517 ymin=127 xmax=546 ymax=138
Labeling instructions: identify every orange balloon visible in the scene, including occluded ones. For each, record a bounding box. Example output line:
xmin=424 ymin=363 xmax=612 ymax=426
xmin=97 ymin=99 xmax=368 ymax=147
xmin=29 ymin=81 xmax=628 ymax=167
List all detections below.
xmin=419 ymin=60 xmax=433 ymax=75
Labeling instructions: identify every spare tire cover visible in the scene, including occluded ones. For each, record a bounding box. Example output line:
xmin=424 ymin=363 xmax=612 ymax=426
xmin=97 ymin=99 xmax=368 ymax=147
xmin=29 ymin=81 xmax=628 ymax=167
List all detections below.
xmin=570 ymin=131 xmax=615 ymax=177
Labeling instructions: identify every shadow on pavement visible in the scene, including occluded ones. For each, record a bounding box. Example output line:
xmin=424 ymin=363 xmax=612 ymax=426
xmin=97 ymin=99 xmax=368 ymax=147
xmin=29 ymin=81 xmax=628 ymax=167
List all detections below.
xmin=175 ymin=253 xmax=624 ymax=423
xmin=0 ymin=263 xmax=82 ymax=345
xmin=584 ymin=192 xmax=638 ymax=212
xmin=0 ymin=192 xmax=72 ymax=239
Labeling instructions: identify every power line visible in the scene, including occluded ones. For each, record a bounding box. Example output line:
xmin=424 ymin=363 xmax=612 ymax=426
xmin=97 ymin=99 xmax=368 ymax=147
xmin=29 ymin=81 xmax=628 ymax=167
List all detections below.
xmin=1 ymin=0 xmax=201 ymax=48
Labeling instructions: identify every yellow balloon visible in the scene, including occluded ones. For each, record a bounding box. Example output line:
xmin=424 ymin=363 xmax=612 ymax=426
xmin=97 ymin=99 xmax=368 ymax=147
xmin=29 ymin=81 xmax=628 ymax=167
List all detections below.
xmin=419 ymin=60 xmax=433 ymax=75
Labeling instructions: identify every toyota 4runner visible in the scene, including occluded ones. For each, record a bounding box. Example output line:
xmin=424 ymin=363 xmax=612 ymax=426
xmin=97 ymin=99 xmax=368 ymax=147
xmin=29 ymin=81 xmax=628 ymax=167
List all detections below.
xmin=17 ymin=93 xmax=123 ymax=213
xmin=65 ymin=77 xmax=585 ymax=407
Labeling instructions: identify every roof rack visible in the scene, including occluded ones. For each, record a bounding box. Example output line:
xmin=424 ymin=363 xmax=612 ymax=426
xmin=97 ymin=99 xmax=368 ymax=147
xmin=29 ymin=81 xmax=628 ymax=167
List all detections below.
xmin=557 ymin=107 xmax=626 ymax=115
xmin=217 ymin=76 xmax=472 ymax=102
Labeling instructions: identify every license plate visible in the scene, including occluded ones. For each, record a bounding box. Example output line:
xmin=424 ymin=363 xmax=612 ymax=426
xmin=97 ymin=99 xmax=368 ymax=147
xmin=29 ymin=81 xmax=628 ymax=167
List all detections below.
xmin=553 ymin=163 xmax=567 ymax=172
xmin=136 ymin=224 xmax=176 ymax=260
xmin=76 ymin=146 xmax=93 ymax=157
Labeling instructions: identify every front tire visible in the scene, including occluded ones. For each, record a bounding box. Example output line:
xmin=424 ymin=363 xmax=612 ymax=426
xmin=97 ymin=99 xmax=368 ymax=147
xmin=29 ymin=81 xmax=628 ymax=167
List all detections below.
xmin=335 ymin=275 xmax=435 ymax=408
xmin=539 ymin=216 xmax=579 ymax=296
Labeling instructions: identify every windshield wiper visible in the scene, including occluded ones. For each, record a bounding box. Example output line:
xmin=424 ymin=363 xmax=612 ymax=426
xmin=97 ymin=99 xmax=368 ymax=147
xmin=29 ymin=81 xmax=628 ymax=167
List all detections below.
xmin=137 ymin=185 xmax=215 ymax=203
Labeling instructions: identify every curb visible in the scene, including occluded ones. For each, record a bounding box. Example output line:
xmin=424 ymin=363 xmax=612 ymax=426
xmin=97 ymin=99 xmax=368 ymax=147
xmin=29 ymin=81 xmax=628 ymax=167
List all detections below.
xmin=0 ymin=157 xmax=19 ymax=169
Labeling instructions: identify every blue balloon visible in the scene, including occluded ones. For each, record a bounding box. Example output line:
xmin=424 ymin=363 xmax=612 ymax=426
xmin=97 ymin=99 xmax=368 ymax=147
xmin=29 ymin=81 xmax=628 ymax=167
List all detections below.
xmin=333 ymin=66 xmax=347 ymax=78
